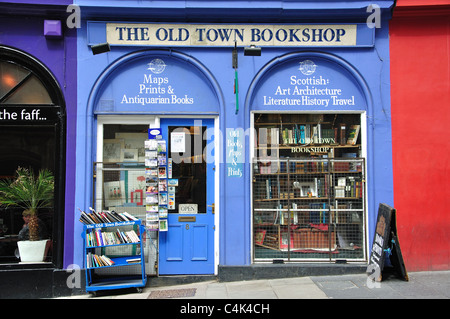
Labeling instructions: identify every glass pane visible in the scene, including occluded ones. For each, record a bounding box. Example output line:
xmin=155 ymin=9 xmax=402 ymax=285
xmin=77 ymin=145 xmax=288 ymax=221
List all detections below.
xmin=0 ymin=61 xmax=30 ymax=99
xmin=103 ymin=124 xmax=148 ymax=163
xmin=98 ymin=125 xmax=148 ymax=213
xmin=3 ymin=74 xmax=52 ymax=104
xmin=253 ymin=113 xmax=365 ymax=262
xmin=168 ymin=125 xmax=207 ymax=214
xmin=0 ymin=126 xmax=55 ymax=263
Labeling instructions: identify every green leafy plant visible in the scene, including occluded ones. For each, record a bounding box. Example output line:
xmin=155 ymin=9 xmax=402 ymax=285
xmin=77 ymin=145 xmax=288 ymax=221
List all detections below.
xmin=0 ymin=167 xmax=54 ymax=241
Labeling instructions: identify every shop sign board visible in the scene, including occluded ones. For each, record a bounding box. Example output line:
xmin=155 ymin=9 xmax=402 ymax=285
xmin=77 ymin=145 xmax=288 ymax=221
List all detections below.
xmin=87 ymin=22 xmax=373 ymax=48
xmin=106 ymin=23 xmax=361 ymax=47
xmin=226 ymin=129 xmax=244 ymax=178
xmin=366 ymin=203 xmax=408 ymax=283
xmin=94 ymin=56 xmax=219 ymax=114
xmin=251 ymin=57 xmax=367 ymax=111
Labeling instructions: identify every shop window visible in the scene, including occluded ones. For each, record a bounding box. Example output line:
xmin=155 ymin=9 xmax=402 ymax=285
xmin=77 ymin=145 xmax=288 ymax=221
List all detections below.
xmin=96 ymin=123 xmax=207 ymax=214
xmin=252 ymin=113 xmax=367 ymax=262
xmin=93 ymin=123 xmax=155 ymax=275
xmin=96 ymin=124 xmax=149 ymax=214
xmin=0 ymin=56 xmax=63 ymax=265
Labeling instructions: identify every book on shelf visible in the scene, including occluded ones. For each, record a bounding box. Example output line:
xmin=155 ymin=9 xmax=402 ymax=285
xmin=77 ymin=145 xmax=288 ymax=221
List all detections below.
xmin=86 ymin=228 xmax=140 ymax=247
xmin=332 ymin=201 xmax=360 ymax=224
xmin=86 ymin=253 xmax=115 ymax=268
xmin=346 ymin=125 xmax=360 ymax=145
xmin=299 ymin=125 xmax=305 ymax=143
xmin=342 ymin=152 xmax=359 ymax=171
xmin=334 ymin=176 xmax=362 ymax=198
xmin=258 ymin=127 xmax=280 ymax=146
xmin=309 ymin=202 xmax=329 ymax=224
xmin=315 ymin=177 xmax=329 ymax=198
xmin=339 ymin=123 xmax=346 ymax=145
xmin=126 ymin=257 xmax=141 ymax=264
xmin=254 ymin=229 xmax=266 ymax=245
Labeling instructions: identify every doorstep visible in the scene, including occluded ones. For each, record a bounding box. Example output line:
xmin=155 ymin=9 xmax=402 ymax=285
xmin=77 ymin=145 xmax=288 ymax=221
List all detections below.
xmin=218 ymin=263 xmax=367 ymax=282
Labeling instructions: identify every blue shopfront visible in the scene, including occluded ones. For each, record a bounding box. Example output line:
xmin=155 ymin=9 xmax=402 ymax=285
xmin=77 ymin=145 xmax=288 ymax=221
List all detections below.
xmin=72 ymin=0 xmax=394 ymax=280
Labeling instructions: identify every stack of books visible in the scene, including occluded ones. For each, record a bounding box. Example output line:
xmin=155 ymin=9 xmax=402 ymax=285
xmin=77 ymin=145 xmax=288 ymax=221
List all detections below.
xmin=86 ymin=228 xmax=140 ymax=247
xmin=79 ymin=208 xmax=138 ymax=225
xmin=86 ymin=253 xmax=115 ymax=268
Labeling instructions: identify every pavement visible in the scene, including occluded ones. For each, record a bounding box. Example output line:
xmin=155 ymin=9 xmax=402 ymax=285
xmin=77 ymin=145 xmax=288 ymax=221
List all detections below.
xmin=57 ymin=270 xmax=450 ymax=300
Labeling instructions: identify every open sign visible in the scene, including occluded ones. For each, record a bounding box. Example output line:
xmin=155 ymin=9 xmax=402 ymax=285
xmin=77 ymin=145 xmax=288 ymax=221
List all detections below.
xmin=179 ymin=204 xmax=198 ymax=214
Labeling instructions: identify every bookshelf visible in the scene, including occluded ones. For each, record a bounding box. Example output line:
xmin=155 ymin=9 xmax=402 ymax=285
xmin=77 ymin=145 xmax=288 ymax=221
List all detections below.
xmin=253 ymin=157 xmax=366 ymax=260
xmin=82 ymin=215 xmax=147 ymax=295
xmin=252 ymin=113 xmax=365 ymax=261
xmin=254 ymin=113 xmax=361 ymax=158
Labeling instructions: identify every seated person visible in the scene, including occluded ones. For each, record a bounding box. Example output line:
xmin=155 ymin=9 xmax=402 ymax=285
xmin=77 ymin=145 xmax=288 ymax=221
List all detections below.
xmin=18 ymin=209 xmax=48 ymax=241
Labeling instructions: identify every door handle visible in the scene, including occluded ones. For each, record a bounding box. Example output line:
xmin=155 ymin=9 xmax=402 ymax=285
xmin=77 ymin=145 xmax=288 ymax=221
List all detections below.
xmin=207 ymin=203 xmax=215 ymax=214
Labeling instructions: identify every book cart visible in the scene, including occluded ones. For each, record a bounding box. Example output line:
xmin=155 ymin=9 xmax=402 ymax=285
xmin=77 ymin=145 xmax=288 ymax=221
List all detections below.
xmin=82 ymin=217 xmax=147 ymax=295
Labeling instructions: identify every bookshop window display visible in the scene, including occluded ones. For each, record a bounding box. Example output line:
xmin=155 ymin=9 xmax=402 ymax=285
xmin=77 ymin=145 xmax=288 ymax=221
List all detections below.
xmin=252 ymin=113 xmax=366 ymax=262
xmin=95 ymin=124 xmax=149 ymax=217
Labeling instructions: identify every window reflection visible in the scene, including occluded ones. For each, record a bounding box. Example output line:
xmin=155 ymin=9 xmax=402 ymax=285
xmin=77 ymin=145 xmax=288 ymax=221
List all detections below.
xmin=0 ymin=61 xmax=51 ymax=104
xmin=0 ymin=57 xmax=57 ymax=264
xmin=0 ymin=61 xmax=30 ymax=99
xmin=169 ymin=126 xmax=207 ymax=214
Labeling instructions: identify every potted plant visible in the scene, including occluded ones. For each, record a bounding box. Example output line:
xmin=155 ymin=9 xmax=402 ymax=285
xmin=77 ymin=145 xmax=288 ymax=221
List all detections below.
xmin=0 ymin=167 xmax=54 ymax=262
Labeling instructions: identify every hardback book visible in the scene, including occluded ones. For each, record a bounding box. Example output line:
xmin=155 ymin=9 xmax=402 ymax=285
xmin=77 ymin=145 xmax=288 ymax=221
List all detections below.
xmin=346 ymin=125 xmax=360 ymax=145
xmin=339 ymin=123 xmax=346 ymax=145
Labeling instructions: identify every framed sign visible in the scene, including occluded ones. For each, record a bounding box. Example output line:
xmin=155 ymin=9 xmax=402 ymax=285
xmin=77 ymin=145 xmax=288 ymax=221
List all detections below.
xmin=170 ymin=132 xmax=186 ymax=153
xmin=179 ymin=204 xmax=198 ymax=214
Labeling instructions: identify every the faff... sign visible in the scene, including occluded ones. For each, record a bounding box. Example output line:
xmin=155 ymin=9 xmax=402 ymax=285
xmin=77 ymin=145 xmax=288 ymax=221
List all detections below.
xmin=0 ymin=106 xmax=60 ymax=125
xmin=106 ymin=23 xmax=358 ymax=47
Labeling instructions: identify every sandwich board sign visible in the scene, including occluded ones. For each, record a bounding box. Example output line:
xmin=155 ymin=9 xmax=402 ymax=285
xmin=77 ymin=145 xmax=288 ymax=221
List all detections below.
xmin=367 ymin=203 xmax=408 ymax=282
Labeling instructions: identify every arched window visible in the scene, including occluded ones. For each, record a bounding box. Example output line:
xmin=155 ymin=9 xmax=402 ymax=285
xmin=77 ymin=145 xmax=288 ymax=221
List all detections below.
xmin=0 ymin=46 xmax=65 ymax=266
xmin=0 ymin=60 xmax=53 ymax=104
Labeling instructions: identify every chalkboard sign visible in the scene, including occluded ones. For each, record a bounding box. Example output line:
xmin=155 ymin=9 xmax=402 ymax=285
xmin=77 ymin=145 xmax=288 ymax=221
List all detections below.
xmin=366 ymin=203 xmax=408 ymax=282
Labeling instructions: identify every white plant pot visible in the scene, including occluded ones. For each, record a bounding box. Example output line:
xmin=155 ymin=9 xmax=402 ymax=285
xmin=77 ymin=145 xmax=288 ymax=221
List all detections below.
xmin=17 ymin=239 xmax=48 ymax=262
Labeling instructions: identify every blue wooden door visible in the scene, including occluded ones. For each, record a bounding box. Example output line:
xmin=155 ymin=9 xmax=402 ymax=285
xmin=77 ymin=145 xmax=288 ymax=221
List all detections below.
xmin=159 ymin=118 xmax=215 ymax=275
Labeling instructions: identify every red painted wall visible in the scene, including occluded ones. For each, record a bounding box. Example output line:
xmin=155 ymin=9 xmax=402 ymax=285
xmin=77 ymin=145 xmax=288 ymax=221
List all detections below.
xmin=390 ymin=2 xmax=450 ymax=271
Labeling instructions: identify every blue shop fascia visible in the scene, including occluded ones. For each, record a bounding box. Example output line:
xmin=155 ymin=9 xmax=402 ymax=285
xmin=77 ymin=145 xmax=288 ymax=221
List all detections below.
xmin=71 ymin=0 xmax=395 ymax=280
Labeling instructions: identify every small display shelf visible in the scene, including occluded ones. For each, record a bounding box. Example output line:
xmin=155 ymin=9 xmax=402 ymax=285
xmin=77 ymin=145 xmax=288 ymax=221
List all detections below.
xmin=82 ymin=219 xmax=147 ymax=294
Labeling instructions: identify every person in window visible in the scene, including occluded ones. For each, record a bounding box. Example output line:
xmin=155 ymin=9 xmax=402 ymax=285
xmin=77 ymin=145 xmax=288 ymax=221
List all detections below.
xmin=18 ymin=209 xmax=48 ymax=241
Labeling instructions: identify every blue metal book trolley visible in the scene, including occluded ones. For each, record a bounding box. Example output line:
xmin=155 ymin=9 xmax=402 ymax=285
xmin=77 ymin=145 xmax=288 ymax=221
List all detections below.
xmin=83 ymin=219 xmax=147 ymax=295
